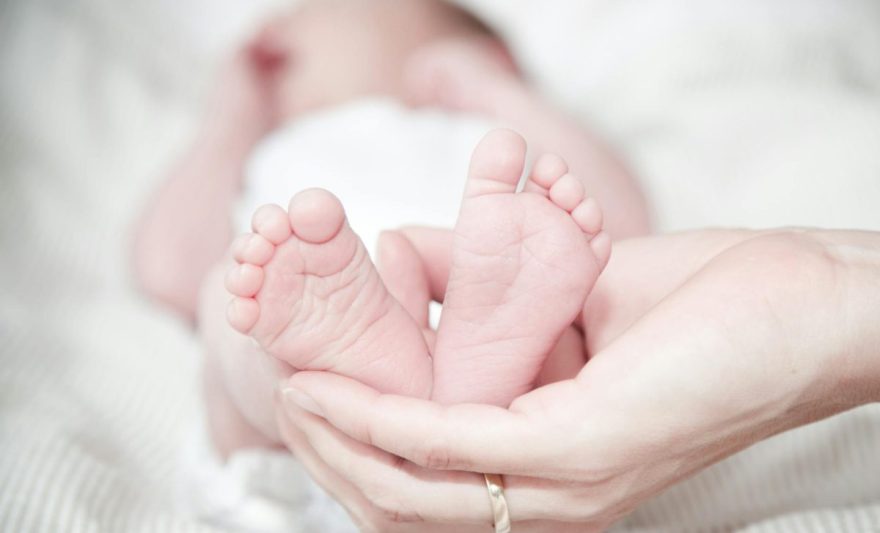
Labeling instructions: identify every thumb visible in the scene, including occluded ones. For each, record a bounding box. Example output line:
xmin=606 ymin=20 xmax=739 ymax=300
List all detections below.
xmin=399 ymin=226 xmax=453 ymax=302
xmin=376 ymin=230 xmax=431 ymax=327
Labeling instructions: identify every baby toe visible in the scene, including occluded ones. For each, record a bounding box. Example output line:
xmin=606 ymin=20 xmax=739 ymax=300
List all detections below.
xmin=589 ymin=231 xmax=612 ymax=269
xmin=230 ymin=234 xmax=251 ymax=263
xmin=528 ymin=153 xmax=568 ymax=193
xmin=234 ymin=233 xmax=275 ymax=266
xmin=548 ymin=173 xmax=585 ymax=212
xmin=225 ymin=263 xmax=264 ymax=297
xmin=226 ymin=297 xmax=260 ymax=333
xmin=571 ymin=197 xmax=604 ymax=236
xmin=252 ymin=204 xmax=292 ymax=244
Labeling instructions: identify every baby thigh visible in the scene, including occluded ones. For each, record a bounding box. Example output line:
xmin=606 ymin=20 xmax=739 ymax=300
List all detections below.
xmin=198 ymin=259 xmax=289 ymax=455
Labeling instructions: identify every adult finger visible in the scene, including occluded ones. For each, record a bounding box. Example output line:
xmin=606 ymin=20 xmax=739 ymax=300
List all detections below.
xmin=279 ymin=403 xmax=492 ymax=533
xmin=275 ymin=403 xmax=378 ymax=530
xmin=285 ymin=398 xmax=494 ymax=525
xmin=376 ymin=230 xmax=431 ymax=327
xmin=398 ymin=226 xmax=452 ymax=302
xmin=281 ymin=371 xmax=582 ymax=476
xmin=285 ymin=397 xmax=612 ymax=524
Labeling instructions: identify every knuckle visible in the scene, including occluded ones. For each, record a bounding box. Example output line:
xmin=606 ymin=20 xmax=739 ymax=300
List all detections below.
xmin=415 ymin=438 xmax=454 ymax=470
xmin=559 ymin=476 xmax=641 ymax=524
xmin=363 ymin=415 xmax=382 ymax=449
xmin=359 ymin=478 xmax=389 ymax=507
xmin=732 ymin=232 xmax=842 ymax=287
xmin=388 ymin=453 xmax=411 ymax=475
xmin=544 ymin=490 xmax=612 ymax=524
xmin=560 ymin=488 xmax=607 ymax=522
xmin=361 ymin=425 xmax=376 ymax=448
xmin=560 ymin=449 xmax=617 ymax=485
xmin=348 ymin=503 xmax=385 ymax=533
xmin=355 ymin=514 xmax=384 ymax=533
xmin=359 ymin=480 xmax=421 ymax=525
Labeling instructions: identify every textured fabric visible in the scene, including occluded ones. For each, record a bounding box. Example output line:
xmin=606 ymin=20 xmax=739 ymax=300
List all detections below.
xmin=1 ymin=0 xmax=879 ymax=531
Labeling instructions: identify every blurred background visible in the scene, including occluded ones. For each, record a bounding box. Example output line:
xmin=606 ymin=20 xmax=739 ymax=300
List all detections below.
xmin=1 ymin=0 xmax=878 ymax=531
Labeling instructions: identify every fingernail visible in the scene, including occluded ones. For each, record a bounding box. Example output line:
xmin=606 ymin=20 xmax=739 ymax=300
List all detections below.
xmin=282 ymin=386 xmax=323 ymax=418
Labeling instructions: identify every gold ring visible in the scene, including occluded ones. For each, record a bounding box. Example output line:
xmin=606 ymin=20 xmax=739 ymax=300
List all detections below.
xmin=483 ymin=473 xmax=511 ymax=533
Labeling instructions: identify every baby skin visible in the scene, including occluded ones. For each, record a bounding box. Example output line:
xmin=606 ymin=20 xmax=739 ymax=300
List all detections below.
xmin=224 ymin=129 xmax=609 ymax=409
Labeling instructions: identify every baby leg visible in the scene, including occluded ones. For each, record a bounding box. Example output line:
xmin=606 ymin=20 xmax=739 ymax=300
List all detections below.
xmin=198 ymin=260 xmax=287 ymax=456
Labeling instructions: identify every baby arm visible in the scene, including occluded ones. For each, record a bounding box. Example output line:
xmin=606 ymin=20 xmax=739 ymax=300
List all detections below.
xmin=133 ymin=38 xmax=284 ymax=320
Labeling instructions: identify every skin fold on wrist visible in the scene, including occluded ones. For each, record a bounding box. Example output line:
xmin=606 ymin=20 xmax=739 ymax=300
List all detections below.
xmin=810 ymin=229 xmax=880 ymax=406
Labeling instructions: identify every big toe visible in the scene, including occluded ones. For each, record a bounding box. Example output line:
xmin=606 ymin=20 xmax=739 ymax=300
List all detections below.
xmin=288 ymin=188 xmax=346 ymax=244
xmin=464 ymin=129 xmax=527 ymax=198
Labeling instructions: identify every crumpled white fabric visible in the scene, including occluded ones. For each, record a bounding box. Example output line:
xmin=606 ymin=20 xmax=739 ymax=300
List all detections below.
xmin=178 ymin=396 xmax=355 ymax=533
xmin=237 ymin=99 xmax=495 ymax=252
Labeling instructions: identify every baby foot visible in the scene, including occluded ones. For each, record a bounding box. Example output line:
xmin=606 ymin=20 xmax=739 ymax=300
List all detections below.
xmin=432 ymin=129 xmax=610 ymax=406
xmin=225 ymin=189 xmax=432 ymax=398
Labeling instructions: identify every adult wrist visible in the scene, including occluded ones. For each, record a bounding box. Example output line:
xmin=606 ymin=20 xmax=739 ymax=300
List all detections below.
xmin=853 ymin=256 xmax=880 ymax=403
xmin=821 ymin=231 xmax=880 ymax=405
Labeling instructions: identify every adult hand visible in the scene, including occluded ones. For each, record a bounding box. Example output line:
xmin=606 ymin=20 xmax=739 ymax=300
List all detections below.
xmin=276 ymin=229 xmax=880 ymax=531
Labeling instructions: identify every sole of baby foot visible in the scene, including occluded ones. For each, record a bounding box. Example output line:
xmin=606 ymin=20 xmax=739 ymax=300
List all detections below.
xmin=432 ymin=129 xmax=610 ymax=406
xmin=225 ymin=188 xmax=433 ymax=398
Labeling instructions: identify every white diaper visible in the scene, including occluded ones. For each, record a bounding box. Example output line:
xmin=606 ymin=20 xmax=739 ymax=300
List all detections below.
xmin=188 ymin=99 xmax=494 ymax=532
xmin=236 ymin=98 xmax=495 ymax=257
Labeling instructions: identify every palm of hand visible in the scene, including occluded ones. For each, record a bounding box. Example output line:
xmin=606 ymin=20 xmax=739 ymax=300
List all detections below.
xmin=277 ymin=229 xmax=858 ymax=531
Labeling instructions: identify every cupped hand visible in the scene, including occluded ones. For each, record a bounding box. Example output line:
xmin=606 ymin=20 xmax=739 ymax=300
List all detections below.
xmin=276 ymin=229 xmax=879 ymax=531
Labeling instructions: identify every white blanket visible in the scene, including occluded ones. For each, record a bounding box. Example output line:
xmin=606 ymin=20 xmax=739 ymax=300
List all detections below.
xmin=1 ymin=0 xmax=878 ymax=531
